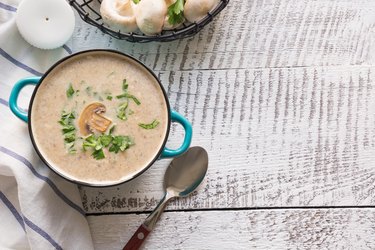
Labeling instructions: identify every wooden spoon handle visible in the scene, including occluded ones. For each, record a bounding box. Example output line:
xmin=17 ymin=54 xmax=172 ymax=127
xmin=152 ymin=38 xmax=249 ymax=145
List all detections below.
xmin=123 ymin=224 xmax=150 ymax=250
xmin=123 ymin=193 xmax=173 ymax=250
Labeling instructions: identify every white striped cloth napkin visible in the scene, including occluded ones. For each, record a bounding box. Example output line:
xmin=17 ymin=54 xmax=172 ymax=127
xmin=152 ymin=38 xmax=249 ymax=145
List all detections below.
xmin=0 ymin=0 xmax=94 ymax=249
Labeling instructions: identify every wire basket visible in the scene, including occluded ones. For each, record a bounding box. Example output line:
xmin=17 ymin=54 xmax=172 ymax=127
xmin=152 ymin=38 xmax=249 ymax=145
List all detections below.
xmin=69 ymin=0 xmax=229 ymax=43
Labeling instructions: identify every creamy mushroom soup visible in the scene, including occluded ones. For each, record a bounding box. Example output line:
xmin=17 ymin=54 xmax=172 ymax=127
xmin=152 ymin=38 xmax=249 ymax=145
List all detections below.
xmin=31 ymin=51 xmax=168 ymax=185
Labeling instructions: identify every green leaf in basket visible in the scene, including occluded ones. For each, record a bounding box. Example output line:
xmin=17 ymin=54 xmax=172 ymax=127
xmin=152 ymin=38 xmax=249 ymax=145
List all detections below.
xmin=167 ymin=0 xmax=185 ymax=25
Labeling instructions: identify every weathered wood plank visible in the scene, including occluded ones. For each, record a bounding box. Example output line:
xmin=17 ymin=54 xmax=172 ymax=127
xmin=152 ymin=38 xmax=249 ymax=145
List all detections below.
xmin=80 ymin=66 xmax=375 ymax=213
xmin=73 ymin=0 xmax=375 ymax=69
xmin=88 ymin=208 xmax=375 ymax=249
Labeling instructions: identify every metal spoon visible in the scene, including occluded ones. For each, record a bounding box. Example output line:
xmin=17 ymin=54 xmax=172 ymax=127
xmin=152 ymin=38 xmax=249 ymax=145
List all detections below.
xmin=123 ymin=146 xmax=209 ymax=250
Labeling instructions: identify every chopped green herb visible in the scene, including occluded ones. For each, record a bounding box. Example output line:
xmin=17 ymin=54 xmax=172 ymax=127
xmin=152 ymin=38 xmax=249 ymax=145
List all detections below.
xmin=62 ymin=125 xmax=75 ymax=133
xmin=82 ymin=133 xmax=133 ymax=160
xmin=116 ymin=93 xmax=141 ymax=105
xmin=58 ymin=111 xmax=75 ymax=126
xmin=109 ymin=135 xmax=134 ymax=153
xmin=65 ymin=141 xmax=77 ymax=154
xmin=109 ymin=125 xmax=116 ymax=134
xmin=58 ymin=110 xmax=77 ymax=153
xmin=68 ymin=147 xmax=77 ymax=154
xmin=122 ymin=79 xmax=128 ymax=91
xmin=106 ymin=95 xmax=113 ymax=101
xmin=139 ymin=119 xmax=160 ymax=129
xmin=63 ymin=131 xmax=76 ymax=143
xmin=99 ymin=134 xmax=113 ymax=147
xmin=133 ymin=0 xmax=140 ymax=4
xmin=167 ymin=0 xmax=184 ymax=25
xmin=127 ymin=94 xmax=141 ymax=105
xmin=66 ymin=83 xmax=75 ymax=98
xmin=116 ymin=79 xmax=139 ymax=120
xmin=117 ymin=101 xmax=129 ymax=120
xmin=82 ymin=135 xmax=98 ymax=151
xmin=92 ymin=149 xmax=105 ymax=160
xmin=116 ymin=94 xmax=127 ymax=99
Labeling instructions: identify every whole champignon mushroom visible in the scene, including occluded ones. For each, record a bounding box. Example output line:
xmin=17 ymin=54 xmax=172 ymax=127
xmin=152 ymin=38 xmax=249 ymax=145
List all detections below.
xmin=163 ymin=0 xmax=185 ymax=30
xmin=100 ymin=0 xmax=138 ymax=33
xmin=79 ymin=103 xmax=112 ymax=136
xmin=183 ymin=0 xmax=219 ymax=23
xmin=135 ymin=0 xmax=167 ymax=35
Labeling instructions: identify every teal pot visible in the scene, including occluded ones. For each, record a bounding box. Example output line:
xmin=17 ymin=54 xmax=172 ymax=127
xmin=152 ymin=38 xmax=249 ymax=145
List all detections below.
xmin=9 ymin=50 xmax=192 ymax=187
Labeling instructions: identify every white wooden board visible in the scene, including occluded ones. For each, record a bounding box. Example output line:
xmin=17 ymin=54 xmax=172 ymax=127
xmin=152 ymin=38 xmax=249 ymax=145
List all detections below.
xmin=71 ymin=0 xmax=375 ymax=248
xmin=88 ymin=208 xmax=375 ymax=249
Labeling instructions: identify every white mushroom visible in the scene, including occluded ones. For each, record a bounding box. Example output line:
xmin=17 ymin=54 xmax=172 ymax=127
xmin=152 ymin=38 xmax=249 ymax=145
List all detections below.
xmin=183 ymin=0 xmax=219 ymax=23
xmin=79 ymin=103 xmax=112 ymax=136
xmin=100 ymin=0 xmax=138 ymax=33
xmin=135 ymin=0 xmax=167 ymax=35
xmin=163 ymin=0 xmax=184 ymax=30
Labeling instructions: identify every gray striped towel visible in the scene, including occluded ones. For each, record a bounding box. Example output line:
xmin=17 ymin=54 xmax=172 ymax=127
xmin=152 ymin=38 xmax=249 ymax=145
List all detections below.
xmin=0 ymin=0 xmax=94 ymax=249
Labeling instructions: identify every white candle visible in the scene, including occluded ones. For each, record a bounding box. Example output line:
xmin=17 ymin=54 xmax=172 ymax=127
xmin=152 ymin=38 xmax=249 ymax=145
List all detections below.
xmin=16 ymin=0 xmax=75 ymax=50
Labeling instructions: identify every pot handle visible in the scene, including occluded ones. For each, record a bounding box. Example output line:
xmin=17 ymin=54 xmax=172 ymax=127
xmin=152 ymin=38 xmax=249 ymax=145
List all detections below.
xmin=161 ymin=110 xmax=192 ymax=158
xmin=9 ymin=77 xmax=41 ymax=122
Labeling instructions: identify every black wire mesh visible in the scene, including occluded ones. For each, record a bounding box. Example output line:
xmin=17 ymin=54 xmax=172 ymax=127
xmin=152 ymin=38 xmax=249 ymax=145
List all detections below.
xmin=69 ymin=0 xmax=229 ymax=43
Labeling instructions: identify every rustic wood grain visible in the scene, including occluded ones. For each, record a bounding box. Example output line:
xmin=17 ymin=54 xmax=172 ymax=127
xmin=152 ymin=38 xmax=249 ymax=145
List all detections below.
xmin=80 ymin=66 xmax=375 ymax=213
xmin=71 ymin=0 xmax=375 ymax=247
xmin=77 ymin=0 xmax=375 ymax=213
xmin=88 ymin=208 xmax=375 ymax=249
xmin=73 ymin=0 xmax=375 ymax=70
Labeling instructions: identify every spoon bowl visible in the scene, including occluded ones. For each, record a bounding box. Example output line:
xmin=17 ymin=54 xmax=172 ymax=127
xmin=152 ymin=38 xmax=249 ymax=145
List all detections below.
xmin=164 ymin=147 xmax=208 ymax=197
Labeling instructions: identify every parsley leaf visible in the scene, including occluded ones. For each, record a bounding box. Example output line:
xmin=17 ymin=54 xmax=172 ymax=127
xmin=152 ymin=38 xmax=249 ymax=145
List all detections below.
xmin=66 ymin=83 xmax=75 ymax=98
xmin=117 ymin=101 xmax=129 ymax=120
xmin=62 ymin=125 xmax=75 ymax=134
xmin=139 ymin=119 xmax=160 ymax=129
xmin=116 ymin=93 xmax=141 ymax=105
xmin=109 ymin=135 xmax=134 ymax=153
xmin=64 ymin=131 xmax=76 ymax=143
xmin=133 ymin=0 xmax=140 ymax=4
xmin=116 ymin=79 xmax=140 ymax=120
xmin=99 ymin=134 xmax=113 ymax=147
xmin=122 ymin=79 xmax=128 ymax=91
xmin=82 ymin=135 xmax=98 ymax=151
xmin=109 ymin=125 xmax=116 ymax=135
xmin=58 ymin=110 xmax=77 ymax=154
xmin=82 ymin=133 xmax=133 ymax=160
xmin=167 ymin=0 xmax=184 ymax=25
xmin=92 ymin=149 xmax=105 ymax=160
xmin=106 ymin=95 xmax=113 ymax=101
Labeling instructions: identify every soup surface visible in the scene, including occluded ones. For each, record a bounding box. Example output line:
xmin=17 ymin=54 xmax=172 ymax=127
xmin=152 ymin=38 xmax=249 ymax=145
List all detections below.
xmin=31 ymin=51 xmax=168 ymax=185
